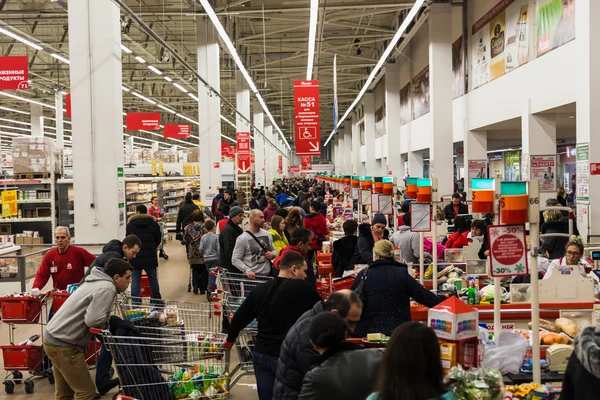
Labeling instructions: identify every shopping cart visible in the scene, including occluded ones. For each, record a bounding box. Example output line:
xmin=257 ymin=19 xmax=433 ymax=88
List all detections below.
xmin=158 ymin=221 xmax=170 ymax=260
xmin=91 ymin=325 xmax=230 ymax=399
xmin=219 ymin=271 xmax=272 ymax=388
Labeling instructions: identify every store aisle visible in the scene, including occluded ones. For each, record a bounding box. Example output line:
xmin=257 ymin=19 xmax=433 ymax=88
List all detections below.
xmin=0 ymin=240 xmax=258 ymax=399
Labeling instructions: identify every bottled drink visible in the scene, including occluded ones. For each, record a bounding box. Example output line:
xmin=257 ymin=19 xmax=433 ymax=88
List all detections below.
xmin=467 ymin=287 xmax=477 ymax=305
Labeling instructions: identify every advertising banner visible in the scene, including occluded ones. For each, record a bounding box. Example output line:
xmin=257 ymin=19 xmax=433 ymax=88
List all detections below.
xmin=505 ymin=2 xmax=530 ymax=72
xmin=294 ymin=80 xmax=321 ymax=156
xmin=221 ymin=142 xmax=235 ymax=162
xmin=1 ymin=190 xmax=17 ymax=217
xmin=163 ymin=124 xmax=191 ymax=139
xmin=277 ymin=156 xmax=283 ymax=174
xmin=288 ymin=166 xmax=301 ymax=173
xmin=537 ymin=0 xmax=575 ymax=56
xmin=301 ymin=156 xmax=311 ymax=171
xmin=452 ymin=37 xmax=465 ymax=99
xmin=399 ymin=83 xmax=411 ymax=125
xmin=504 ymin=150 xmax=521 ymax=181
xmin=374 ymin=106 xmax=385 ymax=138
xmin=488 ymin=224 xmax=529 ymax=277
xmin=237 ymin=153 xmax=251 ymax=174
xmin=530 ymin=155 xmax=557 ymax=192
xmin=237 ymin=132 xmax=251 ymax=174
xmin=576 ymin=143 xmax=589 ymax=201
xmin=0 ymin=56 xmax=29 ymax=90
xmin=412 ymin=66 xmax=430 ymax=120
xmin=126 ymin=113 xmax=160 ymax=130
xmin=468 ymin=160 xmax=488 ymax=188
xmin=489 ymin=10 xmax=507 ymax=81
xmin=65 ymin=94 xmax=72 ymax=117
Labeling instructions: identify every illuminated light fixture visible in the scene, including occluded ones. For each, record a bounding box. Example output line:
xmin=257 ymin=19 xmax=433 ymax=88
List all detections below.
xmin=135 ymin=56 xmax=146 ymax=64
xmin=0 ymin=27 xmax=43 ymax=51
xmin=122 ymin=86 xmax=130 ymax=92
xmin=324 ymin=0 xmax=426 ymax=146
xmin=220 ymin=115 xmax=236 ymax=129
xmin=306 ymin=0 xmax=319 ymax=80
xmin=131 ymin=92 xmax=156 ymax=105
xmin=157 ymin=104 xmax=176 ymax=114
xmin=172 ymin=83 xmax=188 ymax=93
xmin=176 ymin=113 xmax=197 ymax=125
xmin=0 ymin=105 xmax=29 ymax=115
xmin=61 ymin=91 xmax=68 ymax=96
xmin=188 ymin=93 xmax=199 ymax=102
xmin=50 ymin=53 xmax=70 ymax=64
xmin=147 ymin=65 xmax=163 ymax=75
xmin=139 ymin=129 xmax=190 ymax=146
xmin=197 ymin=0 xmax=290 ymax=150
xmin=0 ymin=91 xmax=55 ymax=109
xmin=121 ymin=44 xmax=133 ymax=54
xmin=0 ymin=118 xmax=30 ymax=126
xmin=0 ymin=125 xmax=30 ymax=132
xmin=164 ymin=76 xmax=173 ymax=82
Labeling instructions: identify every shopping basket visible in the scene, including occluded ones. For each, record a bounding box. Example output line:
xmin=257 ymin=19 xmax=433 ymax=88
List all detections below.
xmin=1 ymin=344 xmax=44 ymax=394
xmin=50 ymin=291 xmax=70 ymax=312
xmin=0 ymin=296 xmax=43 ymax=323
xmin=91 ymin=325 xmax=230 ymax=399
xmin=139 ymin=274 xmax=152 ymax=298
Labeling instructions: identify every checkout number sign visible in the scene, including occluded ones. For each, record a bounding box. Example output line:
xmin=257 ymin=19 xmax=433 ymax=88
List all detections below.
xmin=488 ymin=224 xmax=529 ymax=277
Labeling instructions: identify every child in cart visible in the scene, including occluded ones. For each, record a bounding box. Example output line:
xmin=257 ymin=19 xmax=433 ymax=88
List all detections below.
xmin=184 ymin=210 xmax=208 ymax=294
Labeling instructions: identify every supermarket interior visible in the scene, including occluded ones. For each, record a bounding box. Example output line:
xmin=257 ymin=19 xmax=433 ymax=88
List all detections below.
xmin=1 ymin=0 xmax=600 ymax=399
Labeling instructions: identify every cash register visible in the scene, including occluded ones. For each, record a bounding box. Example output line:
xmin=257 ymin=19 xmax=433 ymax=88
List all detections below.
xmin=546 ymin=344 xmax=574 ymax=373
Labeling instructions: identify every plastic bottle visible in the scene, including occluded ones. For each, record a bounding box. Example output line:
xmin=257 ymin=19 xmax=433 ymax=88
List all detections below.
xmin=467 ymin=287 xmax=476 ymax=305
xmin=474 ymin=276 xmax=480 ymax=289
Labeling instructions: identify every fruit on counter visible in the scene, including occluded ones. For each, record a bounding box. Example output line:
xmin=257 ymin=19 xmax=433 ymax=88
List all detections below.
xmin=541 ymin=332 xmax=569 ymax=345
xmin=527 ymin=319 xmax=559 ymax=333
xmin=555 ymin=317 xmax=580 ymax=338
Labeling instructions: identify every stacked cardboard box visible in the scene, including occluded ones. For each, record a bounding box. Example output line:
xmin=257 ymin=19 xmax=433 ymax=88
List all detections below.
xmin=187 ymin=148 xmax=200 ymax=163
xmin=15 ymin=231 xmax=44 ymax=254
xmin=140 ymin=149 xmax=154 ymax=164
xmin=12 ymin=137 xmax=57 ymax=175
xmin=154 ymin=150 xmax=178 ymax=163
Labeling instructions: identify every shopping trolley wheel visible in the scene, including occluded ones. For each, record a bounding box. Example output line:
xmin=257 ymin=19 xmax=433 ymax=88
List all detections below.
xmin=4 ymin=380 xmax=14 ymax=394
xmin=12 ymin=371 xmax=22 ymax=383
xmin=24 ymin=380 xmax=34 ymax=394
xmin=47 ymin=373 xmax=55 ymax=384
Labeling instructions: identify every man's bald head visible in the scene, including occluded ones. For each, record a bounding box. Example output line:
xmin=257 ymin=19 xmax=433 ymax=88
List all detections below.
xmin=323 ymin=290 xmax=363 ymax=334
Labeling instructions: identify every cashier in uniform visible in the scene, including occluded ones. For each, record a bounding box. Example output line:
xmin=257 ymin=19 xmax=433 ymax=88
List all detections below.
xmin=542 ymin=238 xmax=588 ymax=280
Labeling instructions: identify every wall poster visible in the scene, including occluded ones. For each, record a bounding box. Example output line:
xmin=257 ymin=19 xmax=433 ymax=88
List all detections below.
xmin=399 ymin=83 xmax=411 ymax=125
xmin=452 ymin=36 xmax=465 ymax=98
xmin=504 ymin=150 xmax=521 ymax=181
xmin=489 ymin=10 xmax=507 ymax=81
xmin=530 ymin=155 xmax=557 ymax=192
xmin=412 ymin=66 xmax=430 ymax=120
xmin=537 ymin=0 xmax=575 ymax=57
xmin=468 ymin=160 xmax=488 ymax=188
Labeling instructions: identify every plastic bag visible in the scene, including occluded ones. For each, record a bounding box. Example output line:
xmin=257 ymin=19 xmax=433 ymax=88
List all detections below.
xmin=483 ymin=331 xmax=527 ymax=374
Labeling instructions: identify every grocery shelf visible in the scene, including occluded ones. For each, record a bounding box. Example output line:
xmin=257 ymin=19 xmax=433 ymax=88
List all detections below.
xmin=163 ymin=195 xmax=184 ymax=200
xmin=0 ymin=178 xmax=53 ymax=185
xmin=0 ymin=199 xmax=52 ymax=204
xmin=0 ymin=217 xmax=52 ymax=222
xmin=126 ymin=200 xmax=151 ymax=205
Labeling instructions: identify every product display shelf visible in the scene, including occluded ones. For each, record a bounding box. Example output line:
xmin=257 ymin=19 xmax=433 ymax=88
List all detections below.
xmin=158 ymin=177 xmax=187 ymax=231
xmin=125 ymin=180 xmax=157 ymax=216
xmin=0 ymin=176 xmax=57 ymax=244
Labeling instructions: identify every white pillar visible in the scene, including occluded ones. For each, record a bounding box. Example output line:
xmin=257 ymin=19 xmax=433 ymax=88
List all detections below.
xmin=171 ymin=145 xmax=177 ymax=154
xmin=264 ymin=124 xmax=274 ymax=185
xmin=429 ymin=3 xmax=454 ymax=196
xmin=333 ymin=136 xmax=339 ymax=173
xmin=343 ymin=121 xmax=352 ymax=175
xmin=197 ymin=18 xmax=222 ymax=202
xmin=385 ymin=63 xmax=402 ymax=178
xmin=253 ymin=99 xmax=265 ymax=187
xmin=409 ymin=151 xmax=424 ymax=177
xmin=351 ymin=113 xmax=361 ymax=175
xmin=31 ymin=103 xmax=43 ymax=137
xmin=152 ymin=142 xmax=159 ymax=153
xmin=69 ymin=0 xmax=125 ymax=243
xmin=363 ymin=93 xmax=376 ymax=175
xmin=522 ymin=100 xmax=557 ymax=204
xmin=126 ymin=136 xmax=134 ymax=153
xmin=576 ymin=0 xmax=600 ymax=240
xmin=54 ymin=92 xmax=64 ymax=149
xmin=464 ymin=130 xmax=488 ymax=198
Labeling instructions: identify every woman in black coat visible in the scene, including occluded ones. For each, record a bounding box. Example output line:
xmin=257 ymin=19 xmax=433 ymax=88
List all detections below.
xmin=348 ymin=213 xmax=389 ymax=268
xmin=351 ymin=240 xmax=442 ymax=338
xmin=299 ymin=312 xmax=383 ymax=400
xmin=176 ymin=192 xmax=199 ymax=238
xmin=332 ymin=220 xmax=358 ymax=277
xmin=539 ymin=209 xmax=570 ymax=259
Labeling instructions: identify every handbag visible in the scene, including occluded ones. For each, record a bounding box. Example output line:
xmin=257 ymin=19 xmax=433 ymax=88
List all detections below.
xmin=245 ymin=231 xmax=277 ymax=277
xmin=354 ymin=266 xmax=369 ymax=301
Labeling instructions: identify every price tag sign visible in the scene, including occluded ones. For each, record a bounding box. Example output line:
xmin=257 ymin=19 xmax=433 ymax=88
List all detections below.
xmin=361 ymin=190 xmax=371 ymax=205
xmin=410 ymin=202 xmax=431 ymax=232
xmin=488 ymin=224 xmax=529 ymax=277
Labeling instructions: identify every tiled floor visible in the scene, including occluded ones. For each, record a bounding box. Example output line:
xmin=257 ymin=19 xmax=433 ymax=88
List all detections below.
xmin=0 ymin=240 xmax=257 ymax=399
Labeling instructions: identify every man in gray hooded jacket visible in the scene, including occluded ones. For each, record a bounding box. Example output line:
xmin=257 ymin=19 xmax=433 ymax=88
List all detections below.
xmin=43 ymin=258 xmax=133 ymax=400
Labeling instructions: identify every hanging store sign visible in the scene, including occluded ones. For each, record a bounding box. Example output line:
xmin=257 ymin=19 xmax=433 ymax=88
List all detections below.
xmin=237 ymin=132 xmax=251 ymax=174
xmin=126 ymin=113 xmax=161 ymax=130
xmin=237 ymin=153 xmax=251 ymax=174
xmin=221 ymin=142 xmax=236 ymax=161
xmin=288 ymin=166 xmax=301 ymax=173
xmin=0 ymin=56 xmax=29 ymax=90
xmin=1 ymin=190 xmax=17 ymax=217
xmin=294 ymin=80 xmax=321 ymax=156
xmin=163 ymin=124 xmax=191 ymax=139
xmin=278 ymin=156 xmax=283 ymax=174
xmin=301 ymin=156 xmax=311 ymax=170
xmin=65 ymin=93 xmax=71 ymax=117
xmin=488 ymin=224 xmax=529 ymax=277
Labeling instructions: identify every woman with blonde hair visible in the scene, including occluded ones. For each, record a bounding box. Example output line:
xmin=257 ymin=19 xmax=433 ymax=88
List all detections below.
xmin=539 ymin=209 xmax=569 ymax=259
xmin=350 ymin=240 xmax=442 ymax=337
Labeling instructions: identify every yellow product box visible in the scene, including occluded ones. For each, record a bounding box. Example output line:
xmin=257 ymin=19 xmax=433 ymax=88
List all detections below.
xmin=439 ymin=342 xmax=457 ymax=367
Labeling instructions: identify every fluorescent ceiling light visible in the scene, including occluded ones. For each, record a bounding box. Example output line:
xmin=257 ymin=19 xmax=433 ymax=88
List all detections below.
xmin=0 ymin=118 xmax=30 ymax=126
xmin=50 ymin=53 xmax=70 ymax=64
xmin=0 ymin=105 xmax=30 ymax=115
xmin=220 ymin=115 xmax=236 ymax=128
xmin=61 ymin=91 xmax=68 ymax=96
xmin=139 ymin=129 xmax=190 ymax=146
xmin=0 ymin=27 xmax=43 ymax=51
xmin=198 ymin=0 xmax=290 ymax=150
xmin=176 ymin=113 xmax=197 ymax=125
xmin=131 ymin=92 xmax=156 ymax=105
xmin=157 ymin=104 xmax=176 ymax=114
xmin=122 ymin=86 xmax=130 ymax=92
xmin=172 ymin=83 xmax=188 ymax=93
xmin=135 ymin=56 xmax=146 ymax=64
xmin=0 ymin=125 xmax=30 ymax=132
xmin=121 ymin=44 xmax=133 ymax=54
xmin=147 ymin=65 xmax=163 ymax=75
xmin=188 ymin=93 xmax=199 ymax=101
xmin=164 ymin=76 xmax=173 ymax=82
xmin=306 ymin=0 xmax=319 ymax=80
xmin=0 ymin=92 xmax=55 ymax=109
xmin=324 ymin=0 xmax=425 ymax=146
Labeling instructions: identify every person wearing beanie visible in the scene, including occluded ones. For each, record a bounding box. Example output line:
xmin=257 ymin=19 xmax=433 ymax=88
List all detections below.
xmin=348 ymin=213 xmax=389 ymax=268
xmin=219 ymin=206 xmax=245 ymax=273
xmin=350 ymin=240 xmax=442 ymax=338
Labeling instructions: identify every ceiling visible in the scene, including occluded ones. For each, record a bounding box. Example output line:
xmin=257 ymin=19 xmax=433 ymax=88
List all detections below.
xmin=0 ymin=0 xmax=416 ymax=152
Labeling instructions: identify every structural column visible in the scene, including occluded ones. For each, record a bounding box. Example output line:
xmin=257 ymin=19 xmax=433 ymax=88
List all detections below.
xmin=342 ymin=121 xmax=352 ymax=175
xmin=54 ymin=92 xmax=64 ymax=149
xmin=253 ymin=99 xmax=265 ymax=187
xmin=152 ymin=142 xmax=159 ymax=153
xmin=428 ymin=3 xmax=454 ymax=196
xmin=126 ymin=136 xmax=134 ymax=153
xmin=69 ymin=0 xmax=125 ymax=243
xmin=408 ymin=151 xmax=424 ymax=178
xmin=30 ymin=103 xmax=43 ymax=137
xmin=522 ymin=100 xmax=557 ymax=204
xmin=363 ymin=93 xmax=376 ymax=175
xmin=464 ymin=130 xmax=488 ymax=198
xmin=351 ymin=113 xmax=361 ymax=175
xmin=264 ymin=124 xmax=274 ymax=185
xmin=385 ymin=63 xmax=402 ymax=178
xmin=197 ymin=18 xmax=222 ymax=203
xmin=576 ymin=0 xmax=600 ymax=241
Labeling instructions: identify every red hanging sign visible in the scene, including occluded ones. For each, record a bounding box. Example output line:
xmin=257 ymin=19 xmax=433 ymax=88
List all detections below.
xmin=288 ymin=166 xmax=301 ymax=173
xmin=237 ymin=132 xmax=251 ymax=174
xmin=126 ymin=113 xmax=161 ymax=130
xmin=301 ymin=156 xmax=311 ymax=170
xmin=238 ymin=154 xmax=251 ymax=174
xmin=65 ymin=94 xmax=71 ymax=117
xmin=163 ymin=124 xmax=190 ymax=139
xmin=278 ymin=155 xmax=283 ymax=174
xmin=294 ymin=80 xmax=321 ymax=156
xmin=0 ymin=56 xmax=29 ymax=90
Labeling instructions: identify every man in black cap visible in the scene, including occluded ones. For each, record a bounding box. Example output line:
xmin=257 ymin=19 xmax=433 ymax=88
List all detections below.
xmin=219 ymin=206 xmax=245 ymax=273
